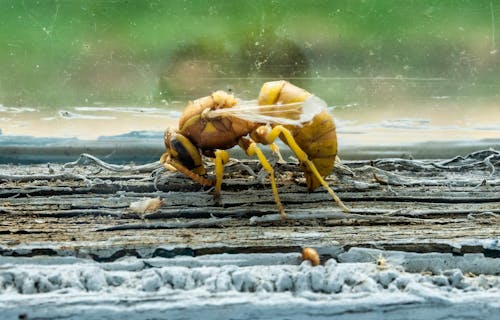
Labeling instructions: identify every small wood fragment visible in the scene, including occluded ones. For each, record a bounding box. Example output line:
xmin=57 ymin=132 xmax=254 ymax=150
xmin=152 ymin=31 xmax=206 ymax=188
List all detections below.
xmin=129 ymin=197 xmax=164 ymax=214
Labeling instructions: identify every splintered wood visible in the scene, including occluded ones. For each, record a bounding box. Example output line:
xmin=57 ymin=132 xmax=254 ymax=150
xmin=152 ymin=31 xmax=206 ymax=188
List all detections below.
xmin=0 ymin=150 xmax=499 ymax=260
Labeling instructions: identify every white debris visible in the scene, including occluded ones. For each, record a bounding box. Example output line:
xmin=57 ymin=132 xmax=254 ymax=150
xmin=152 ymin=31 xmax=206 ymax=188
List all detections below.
xmin=129 ymin=197 xmax=164 ymax=215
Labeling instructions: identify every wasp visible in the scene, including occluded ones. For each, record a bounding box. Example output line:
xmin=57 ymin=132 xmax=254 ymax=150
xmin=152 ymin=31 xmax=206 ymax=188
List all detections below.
xmin=160 ymin=80 xmax=349 ymax=218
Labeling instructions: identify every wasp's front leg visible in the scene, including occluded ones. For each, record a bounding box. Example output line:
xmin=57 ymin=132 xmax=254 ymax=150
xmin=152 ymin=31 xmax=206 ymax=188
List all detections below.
xmin=160 ymin=151 xmax=214 ymax=187
xmin=160 ymin=152 xmax=178 ymax=172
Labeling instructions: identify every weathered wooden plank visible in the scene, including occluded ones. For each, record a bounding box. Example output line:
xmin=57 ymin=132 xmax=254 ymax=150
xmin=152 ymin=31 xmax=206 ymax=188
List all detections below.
xmin=1 ymin=149 xmax=498 ymax=320
xmin=1 ymin=150 xmax=499 ymax=262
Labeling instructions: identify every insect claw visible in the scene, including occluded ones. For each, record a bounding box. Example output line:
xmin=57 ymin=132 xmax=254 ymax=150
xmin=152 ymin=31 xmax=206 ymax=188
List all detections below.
xmin=214 ymin=194 xmax=222 ymax=206
xmin=279 ymin=207 xmax=287 ymax=220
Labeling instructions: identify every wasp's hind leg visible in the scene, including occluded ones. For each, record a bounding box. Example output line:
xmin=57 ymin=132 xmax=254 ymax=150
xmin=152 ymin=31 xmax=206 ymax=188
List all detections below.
xmin=255 ymin=125 xmax=349 ymax=213
xmin=238 ymin=138 xmax=286 ymax=219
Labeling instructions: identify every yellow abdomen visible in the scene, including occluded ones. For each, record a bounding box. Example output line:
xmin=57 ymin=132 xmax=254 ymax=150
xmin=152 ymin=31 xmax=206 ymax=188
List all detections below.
xmin=293 ymin=109 xmax=337 ymax=190
xmin=258 ymin=80 xmax=338 ymax=191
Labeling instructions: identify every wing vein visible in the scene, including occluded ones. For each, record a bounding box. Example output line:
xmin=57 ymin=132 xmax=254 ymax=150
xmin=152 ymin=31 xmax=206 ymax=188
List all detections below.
xmin=205 ymin=95 xmax=327 ymax=126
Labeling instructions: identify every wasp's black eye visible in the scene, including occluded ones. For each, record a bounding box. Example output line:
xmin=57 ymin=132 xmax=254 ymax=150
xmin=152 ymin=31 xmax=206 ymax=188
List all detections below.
xmin=170 ymin=138 xmax=196 ymax=169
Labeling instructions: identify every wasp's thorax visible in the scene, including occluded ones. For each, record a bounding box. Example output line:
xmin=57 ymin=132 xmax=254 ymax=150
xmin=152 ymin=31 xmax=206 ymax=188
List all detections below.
xmin=177 ymin=91 xmax=256 ymax=151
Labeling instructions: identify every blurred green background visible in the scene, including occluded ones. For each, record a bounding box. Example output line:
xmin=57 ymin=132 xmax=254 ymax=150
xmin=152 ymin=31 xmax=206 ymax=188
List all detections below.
xmin=0 ymin=0 xmax=498 ymax=109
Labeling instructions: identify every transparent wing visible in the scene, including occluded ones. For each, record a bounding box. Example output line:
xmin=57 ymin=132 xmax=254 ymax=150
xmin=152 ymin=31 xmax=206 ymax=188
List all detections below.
xmin=205 ymin=95 xmax=327 ymax=126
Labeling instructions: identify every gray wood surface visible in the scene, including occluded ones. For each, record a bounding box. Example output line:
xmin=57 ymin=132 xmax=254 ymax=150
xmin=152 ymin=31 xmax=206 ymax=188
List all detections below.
xmin=0 ymin=150 xmax=499 ymax=320
xmin=1 ymin=150 xmax=498 ymax=259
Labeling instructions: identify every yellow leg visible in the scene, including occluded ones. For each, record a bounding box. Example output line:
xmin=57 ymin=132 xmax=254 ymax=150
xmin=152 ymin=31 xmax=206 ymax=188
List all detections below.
xmin=213 ymin=149 xmax=230 ymax=204
xmin=164 ymin=162 xmax=178 ymax=172
xmin=160 ymin=153 xmax=178 ymax=172
xmin=160 ymin=152 xmax=170 ymax=166
xmin=160 ymin=152 xmax=214 ymax=186
xmin=260 ymin=125 xmax=349 ymax=212
xmin=244 ymin=141 xmax=286 ymax=219
xmin=270 ymin=143 xmax=286 ymax=164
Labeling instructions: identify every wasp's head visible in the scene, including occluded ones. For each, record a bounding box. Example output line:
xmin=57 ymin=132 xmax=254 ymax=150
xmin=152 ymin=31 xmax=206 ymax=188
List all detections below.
xmin=163 ymin=129 xmax=206 ymax=175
